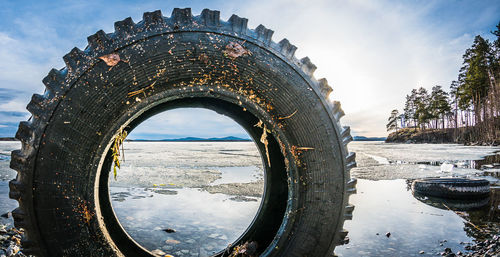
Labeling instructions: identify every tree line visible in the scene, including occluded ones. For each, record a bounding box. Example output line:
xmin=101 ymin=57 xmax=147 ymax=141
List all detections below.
xmin=387 ymin=22 xmax=500 ymax=142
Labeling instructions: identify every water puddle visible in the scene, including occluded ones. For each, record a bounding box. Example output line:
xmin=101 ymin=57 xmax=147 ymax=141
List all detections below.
xmin=210 ymin=166 xmax=262 ymax=185
xmin=389 ymin=151 xmax=500 ymax=174
xmin=335 ymin=179 xmax=499 ymax=256
xmin=109 ymin=164 xmax=264 ymax=255
xmin=110 ymin=186 xmax=261 ymax=255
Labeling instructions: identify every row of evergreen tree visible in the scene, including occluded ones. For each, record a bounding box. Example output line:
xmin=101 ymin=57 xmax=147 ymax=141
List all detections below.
xmin=387 ymin=22 xmax=500 ymax=142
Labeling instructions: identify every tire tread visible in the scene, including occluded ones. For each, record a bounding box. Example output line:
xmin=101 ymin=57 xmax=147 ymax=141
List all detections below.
xmin=10 ymin=8 xmax=356 ymax=256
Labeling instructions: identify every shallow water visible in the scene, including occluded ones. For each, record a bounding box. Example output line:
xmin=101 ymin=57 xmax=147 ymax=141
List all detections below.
xmin=108 ymin=141 xmax=265 ymax=254
xmin=0 ymin=142 xmax=19 ymax=225
xmin=336 ymin=179 xmax=473 ymax=256
xmin=210 ymin=166 xmax=262 ymax=185
xmin=0 ymin=141 xmax=499 ymax=256
xmin=349 ymin=141 xmax=500 ymax=181
xmin=110 ymin=186 xmax=261 ymax=256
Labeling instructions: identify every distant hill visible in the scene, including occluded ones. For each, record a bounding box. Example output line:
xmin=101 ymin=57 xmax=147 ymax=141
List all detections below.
xmin=0 ymin=137 xmax=17 ymax=141
xmin=353 ymin=136 xmax=386 ymax=141
xmin=129 ymin=136 xmax=251 ymax=142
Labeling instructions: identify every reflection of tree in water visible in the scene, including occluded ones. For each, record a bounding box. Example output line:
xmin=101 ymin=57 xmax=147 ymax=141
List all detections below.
xmin=411 ymin=184 xmax=499 ymax=241
xmin=461 ymin=188 xmax=500 ymax=240
xmin=475 ymin=153 xmax=500 ymax=179
xmin=475 ymin=152 xmax=500 ymax=168
xmin=413 ymin=193 xmax=489 ymax=211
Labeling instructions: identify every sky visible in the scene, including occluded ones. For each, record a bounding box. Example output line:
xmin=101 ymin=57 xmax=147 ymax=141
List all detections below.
xmin=0 ymin=0 xmax=499 ymax=138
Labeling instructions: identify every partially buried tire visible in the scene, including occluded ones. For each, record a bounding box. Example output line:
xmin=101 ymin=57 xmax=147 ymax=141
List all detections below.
xmin=9 ymin=8 xmax=356 ymax=257
xmin=412 ymin=178 xmax=490 ymax=200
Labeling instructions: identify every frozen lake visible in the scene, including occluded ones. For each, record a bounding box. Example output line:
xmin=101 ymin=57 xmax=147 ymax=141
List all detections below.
xmin=0 ymin=141 xmax=499 ymax=256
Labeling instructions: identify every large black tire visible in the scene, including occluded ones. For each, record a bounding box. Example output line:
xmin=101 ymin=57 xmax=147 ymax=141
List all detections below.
xmin=9 ymin=8 xmax=356 ymax=257
xmin=412 ymin=178 xmax=490 ymax=200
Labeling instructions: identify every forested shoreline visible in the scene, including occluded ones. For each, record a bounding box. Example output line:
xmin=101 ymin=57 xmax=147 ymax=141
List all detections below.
xmin=386 ymin=22 xmax=500 ymax=145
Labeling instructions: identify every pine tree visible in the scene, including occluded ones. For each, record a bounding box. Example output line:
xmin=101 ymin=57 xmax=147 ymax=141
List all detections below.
xmin=490 ymin=22 xmax=500 ymax=118
xmin=450 ymin=81 xmax=460 ymax=128
xmin=415 ymin=87 xmax=431 ymax=129
xmin=460 ymin=35 xmax=492 ymax=124
xmin=404 ymin=89 xmax=418 ymax=129
xmin=430 ymin=85 xmax=451 ymax=129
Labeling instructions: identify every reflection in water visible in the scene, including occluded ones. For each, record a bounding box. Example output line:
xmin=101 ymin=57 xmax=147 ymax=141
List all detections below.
xmin=110 ymin=187 xmax=262 ymax=256
xmin=335 ymin=179 xmax=499 ymax=257
xmin=412 ymin=192 xmax=490 ymax=211
xmin=411 ymin=187 xmax=500 ymax=245
xmin=108 ymin=141 xmax=265 ymax=256
xmin=1 ymin=141 xmax=499 ymax=256
xmin=461 ymin=187 xmax=500 ymax=240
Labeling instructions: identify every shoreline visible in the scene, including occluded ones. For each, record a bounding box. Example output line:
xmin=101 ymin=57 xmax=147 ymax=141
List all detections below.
xmin=385 ymin=127 xmax=500 ymax=146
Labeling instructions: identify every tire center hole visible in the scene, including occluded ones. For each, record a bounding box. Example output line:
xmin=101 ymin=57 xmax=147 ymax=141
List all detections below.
xmin=108 ymin=108 xmax=265 ymax=256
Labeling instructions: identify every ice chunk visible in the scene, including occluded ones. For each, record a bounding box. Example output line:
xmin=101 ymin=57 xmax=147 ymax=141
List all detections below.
xmin=440 ymin=163 xmax=454 ymax=173
xmin=365 ymin=153 xmax=390 ymax=165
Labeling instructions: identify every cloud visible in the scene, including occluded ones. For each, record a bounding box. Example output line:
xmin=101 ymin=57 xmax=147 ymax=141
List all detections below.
xmin=227 ymin=0 xmax=499 ymax=136
xmin=0 ymin=111 xmax=28 ymax=117
xmin=0 ymin=88 xmax=27 ymax=102
xmin=129 ymin=108 xmax=249 ymax=139
xmin=0 ymin=122 xmax=20 ymax=137
xmin=0 ymin=0 xmax=498 ymax=138
xmin=0 ymin=110 xmax=29 ymax=123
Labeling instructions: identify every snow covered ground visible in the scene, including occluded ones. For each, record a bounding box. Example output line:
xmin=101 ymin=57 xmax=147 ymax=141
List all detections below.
xmin=349 ymin=141 xmax=500 ymax=181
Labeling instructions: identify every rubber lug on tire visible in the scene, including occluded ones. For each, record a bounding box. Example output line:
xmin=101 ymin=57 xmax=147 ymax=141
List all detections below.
xmin=63 ymin=47 xmax=87 ymax=73
xmin=228 ymin=14 xmax=248 ymax=34
xmin=15 ymin=121 xmax=34 ymax=145
xmin=9 ymin=179 xmax=24 ymax=200
xmin=341 ymin=126 xmax=351 ymax=140
xmin=346 ymin=152 xmax=356 ymax=164
xmin=142 ymin=10 xmax=165 ymax=30
xmin=87 ymin=30 xmax=112 ymax=51
xmin=255 ymin=24 xmax=274 ymax=45
xmin=12 ymin=207 xmax=27 ymax=228
xmin=343 ymin=134 xmax=353 ymax=146
xmin=172 ymin=8 xmax=192 ymax=25
xmin=278 ymin=39 xmax=297 ymax=59
xmin=300 ymin=57 xmax=317 ymax=76
xmin=42 ymin=68 xmax=65 ymax=95
xmin=200 ymin=9 xmax=220 ymax=27
xmin=346 ymin=160 xmax=357 ymax=170
xmin=114 ymin=17 xmax=136 ymax=36
xmin=318 ymin=78 xmax=333 ymax=99
xmin=337 ymin=229 xmax=349 ymax=245
xmin=9 ymin=150 xmax=26 ymax=172
xmin=346 ymin=187 xmax=357 ymax=195
xmin=331 ymin=101 xmax=345 ymax=120
xmin=347 ymin=178 xmax=357 ymax=189
xmin=344 ymin=204 xmax=355 ymax=220
xmin=26 ymin=94 xmax=46 ymax=119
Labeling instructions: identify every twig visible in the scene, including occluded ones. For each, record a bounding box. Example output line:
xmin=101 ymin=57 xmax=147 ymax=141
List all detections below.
xmin=112 ymin=129 xmax=127 ymax=180
xmin=278 ymin=110 xmax=298 ymax=120
xmin=443 ymin=203 xmax=483 ymax=232
xmin=127 ymin=80 xmax=157 ymax=97
xmin=261 ymin=125 xmax=271 ymax=168
xmin=295 ymin=147 xmax=314 ymax=150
